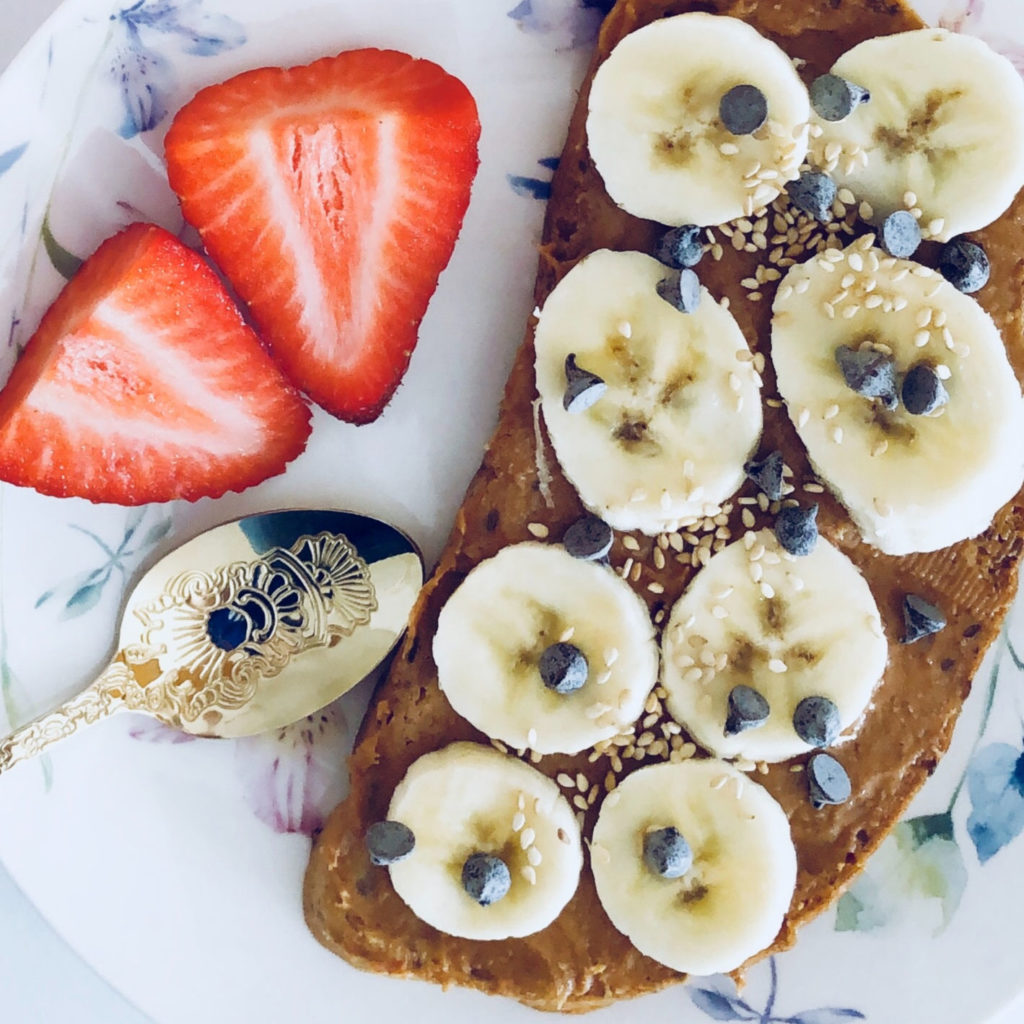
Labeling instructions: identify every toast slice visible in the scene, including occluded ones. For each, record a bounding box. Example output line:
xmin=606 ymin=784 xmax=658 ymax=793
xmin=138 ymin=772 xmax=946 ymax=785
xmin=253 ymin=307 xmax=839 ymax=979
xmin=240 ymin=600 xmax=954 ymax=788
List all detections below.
xmin=304 ymin=0 xmax=1024 ymax=1011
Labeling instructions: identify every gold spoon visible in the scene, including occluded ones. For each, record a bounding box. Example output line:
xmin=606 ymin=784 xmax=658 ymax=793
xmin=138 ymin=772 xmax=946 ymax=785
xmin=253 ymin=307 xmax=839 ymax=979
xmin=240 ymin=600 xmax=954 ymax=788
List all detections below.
xmin=0 ymin=508 xmax=423 ymax=774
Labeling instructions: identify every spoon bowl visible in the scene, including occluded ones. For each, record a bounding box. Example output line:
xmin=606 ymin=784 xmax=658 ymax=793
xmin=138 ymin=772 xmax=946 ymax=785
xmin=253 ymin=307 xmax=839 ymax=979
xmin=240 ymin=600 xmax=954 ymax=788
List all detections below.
xmin=0 ymin=508 xmax=423 ymax=772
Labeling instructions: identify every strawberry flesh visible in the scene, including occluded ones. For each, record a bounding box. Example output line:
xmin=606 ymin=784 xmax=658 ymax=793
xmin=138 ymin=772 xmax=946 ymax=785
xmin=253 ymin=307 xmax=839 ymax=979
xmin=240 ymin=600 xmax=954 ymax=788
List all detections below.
xmin=165 ymin=49 xmax=480 ymax=423
xmin=0 ymin=222 xmax=311 ymax=505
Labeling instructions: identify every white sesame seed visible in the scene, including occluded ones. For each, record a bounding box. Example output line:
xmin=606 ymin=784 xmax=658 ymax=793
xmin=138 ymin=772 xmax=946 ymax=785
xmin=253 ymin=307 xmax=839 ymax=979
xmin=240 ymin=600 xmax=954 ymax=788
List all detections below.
xmin=720 ymin=141 xmax=740 ymax=156
xmin=859 ymin=201 xmax=874 ymax=221
xmin=823 ymin=301 xmax=836 ymax=319
xmin=934 ymin=310 xmax=948 ymax=328
xmin=872 ymin=438 xmax=889 ymax=457
xmin=768 ymin=658 xmax=787 ymax=673
xmin=527 ymin=846 xmax=543 ymax=867
xmin=521 ymin=865 xmax=538 ymax=885
xmin=935 ymin=363 xmax=952 ymax=380
xmin=823 ymin=403 xmax=840 ymax=420
xmin=915 ymin=308 xmax=932 ymax=328
xmin=527 ymin=522 xmax=549 ymax=539
xmin=761 ymin=582 xmax=776 ymax=600
xmin=527 ymin=728 xmax=537 ymax=747
xmin=619 ymin=557 xmax=633 ymax=579
xmin=903 ymin=190 xmax=917 ymax=209
xmin=832 ymin=426 xmax=844 ymax=444
xmin=559 ymin=625 xmax=575 ymax=643
xmin=914 ymin=329 xmax=930 ymax=348
xmin=512 ymin=811 xmax=526 ymax=832
xmin=842 ymin=304 xmax=860 ymax=319
xmin=596 ymin=669 xmax=611 ymax=686
xmin=556 ymin=772 xmax=574 ymax=788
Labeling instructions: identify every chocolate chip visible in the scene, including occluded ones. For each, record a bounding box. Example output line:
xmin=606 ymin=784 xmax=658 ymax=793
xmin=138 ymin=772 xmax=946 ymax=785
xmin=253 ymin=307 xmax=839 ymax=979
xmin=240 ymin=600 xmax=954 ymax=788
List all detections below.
xmin=563 ymin=515 xmax=613 ymax=561
xmin=744 ymin=450 xmax=785 ymax=501
xmin=793 ymin=695 xmax=840 ymax=747
xmin=901 ymin=363 xmax=948 ymax=416
xmin=563 ymin=353 xmax=607 ymax=413
xmin=656 ymin=224 xmax=704 ymax=269
xmin=809 ymin=73 xmax=870 ymax=122
xmin=774 ymin=503 xmax=818 ymax=557
xmin=806 ymin=753 xmax=852 ymax=808
xmin=835 ymin=344 xmax=898 ymax=408
xmin=656 ymin=268 xmax=701 ymax=314
xmin=461 ymin=852 xmax=511 ymax=906
xmin=786 ymin=170 xmax=837 ymax=222
xmin=939 ymin=236 xmax=990 ymax=294
xmin=725 ymin=685 xmax=770 ymax=736
xmin=366 ymin=820 xmax=416 ymax=866
xmin=880 ymin=210 xmax=921 ymax=259
xmin=719 ymin=84 xmax=768 ymax=135
xmin=539 ymin=641 xmax=588 ymax=694
xmin=901 ymin=594 xmax=946 ymax=644
xmin=643 ymin=826 xmax=692 ymax=878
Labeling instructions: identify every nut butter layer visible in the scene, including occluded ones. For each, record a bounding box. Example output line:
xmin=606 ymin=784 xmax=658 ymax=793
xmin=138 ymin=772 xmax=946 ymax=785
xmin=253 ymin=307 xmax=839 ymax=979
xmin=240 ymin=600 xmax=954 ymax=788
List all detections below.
xmin=304 ymin=0 xmax=1024 ymax=1012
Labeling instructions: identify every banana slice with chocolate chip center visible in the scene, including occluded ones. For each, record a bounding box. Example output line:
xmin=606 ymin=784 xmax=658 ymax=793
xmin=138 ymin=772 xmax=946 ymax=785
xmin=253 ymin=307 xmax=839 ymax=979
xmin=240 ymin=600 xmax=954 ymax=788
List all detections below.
xmin=810 ymin=28 xmax=1024 ymax=239
xmin=386 ymin=743 xmax=583 ymax=940
xmin=772 ymin=237 xmax=1024 ymax=555
xmin=660 ymin=529 xmax=886 ymax=764
xmin=433 ymin=542 xmax=659 ymax=755
xmin=591 ymin=759 xmax=796 ymax=975
xmin=586 ymin=12 xmax=810 ymax=226
xmin=534 ymin=249 xmax=762 ymax=536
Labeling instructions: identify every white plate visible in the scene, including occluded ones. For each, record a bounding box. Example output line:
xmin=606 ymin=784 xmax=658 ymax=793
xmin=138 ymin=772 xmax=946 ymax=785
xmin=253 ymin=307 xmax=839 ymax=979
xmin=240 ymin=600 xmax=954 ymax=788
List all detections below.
xmin=2 ymin=1 xmax=1024 ymax=1022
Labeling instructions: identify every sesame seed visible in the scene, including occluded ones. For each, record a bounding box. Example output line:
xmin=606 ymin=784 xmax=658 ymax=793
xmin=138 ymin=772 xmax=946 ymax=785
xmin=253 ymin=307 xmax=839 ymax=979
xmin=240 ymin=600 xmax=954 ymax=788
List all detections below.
xmin=720 ymin=141 xmax=740 ymax=156
xmin=865 ymin=294 xmax=883 ymax=309
xmin=712 ymin=243 xmax=724 ymax=261
xmin=647 ymin=581 xmax=665 ymax=595
xmin=522 ymin=865 xmax=538 ymax=885
xmin=596 ymin=670 xmax=611 ymax=686
xmin=748 ymin=292 xmax=763 ymax=302
xmin=872 ymin=438 xmax=889 ymax=457
xmin=653 ymin=547 xmax=666 ymax=570
xmin=914 ymin=330 xmax=930 ymax=348
xmin=491 ymin=739 xmax=509 ymax=754
xmin=761 ymin=582 xmax=776 ymax=600
xmin=928 ymin=217 xmax=945 ymax=237
xmin=768 ymin=658 xmax=787 ymax=673
xmin=622 ymin=535 xmax=640 ymax=551
xmin=804 ymin=482 xmax=825 ymax=493
xmin=556 ymin=772 xmax=574 ymax=788
xmin=559 ymin=625 xmax=575 ymax=642
xmin=619 ymin=557 xmax=633 ymax=579
xmin=832 ymin=426 xmax=844 ymax=444
xmin=527 ymin=522 xmax=549 ymax=538
xmin=790 ymin=764 xmax=805 ymax=773
xmin=619 ymin=320 xmax=633 ymax=339
xmin=573 ymin=794 xmax=588 ymax=812
xmin=823 ymin=302 xmax=836 ymax=319
xmin=935 ymin=363 xmax=952 ymax=380
xmin=903 ymin=190 xmax=918 ymax=209
xmin=842 ymin=304 xmax=860 ymax=319
xmin=711 ymin=774 xmax=730 ymax=791
xmin=527 ymin=846 xmax=543 ymax=867
xmin=797 ymin=407 xmax=811 ymax=428
xmin=942 ymin=326 xmax=954 ymax=348
xmin=893 ymin=297 xmax=908 ymax=311
xmin=604 ymin=647 xmax=619 ymax=666
xmin=823 ymin=403 xmax=840 ymax=420
xmin=859 ymin=201 xmax=874 ymax=221
xmin=630 ymin=561 xmax=642 ymax=582
xmin=512 ymin=811 xmax=526 ymax=832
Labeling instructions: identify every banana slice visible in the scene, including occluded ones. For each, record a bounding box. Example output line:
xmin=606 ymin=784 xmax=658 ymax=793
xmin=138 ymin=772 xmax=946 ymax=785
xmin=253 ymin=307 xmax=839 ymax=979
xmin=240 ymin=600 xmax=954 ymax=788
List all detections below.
xmin=811 ymin=28 xmax=1024 ymax=239
xmin=587 ymin=13 xmax=810 ymax=226
xmin=660 ymin=529 xmax=886 ymax=763
xmin=387 ymin=742 xmax=583 ymax=940
xmin=433 ymin=542 xmax=658 ymax=754
xmin=534 ymin=249 xmax=762 ymax=535
xmin=591 ymin=759 xmax=796 ymax=975
xmin=772 ymin=237 xmax=1024 ymax=554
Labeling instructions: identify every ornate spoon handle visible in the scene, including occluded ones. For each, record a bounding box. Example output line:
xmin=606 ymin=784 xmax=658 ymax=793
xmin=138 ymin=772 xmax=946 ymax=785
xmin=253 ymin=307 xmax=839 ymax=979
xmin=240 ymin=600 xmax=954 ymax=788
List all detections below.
xmin=0 ymin=660 xmax=133 ymax=775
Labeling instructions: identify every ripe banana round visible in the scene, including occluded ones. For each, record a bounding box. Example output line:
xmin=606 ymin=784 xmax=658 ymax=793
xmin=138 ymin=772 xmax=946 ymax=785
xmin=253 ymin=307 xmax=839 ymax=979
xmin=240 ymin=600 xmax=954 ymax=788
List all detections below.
xmin=433 ymin=542 xmax=659 ymax=754
xmin=660 ymin=529 xmax=886 ymax=763
xmin=587 ymin=13 xmax=810 ymax=226
xmin=534 ymin=249 xmax=762 ymax=535
xmin=590 ymin=759 xmax=796 ymax=975
xmin=386 ymin=742 xmax=583 ymax=940
xmin=811 ymin=28 xmax=1024 ymax=240
xmin=772 ymin=237 xmax=1024 ymax=554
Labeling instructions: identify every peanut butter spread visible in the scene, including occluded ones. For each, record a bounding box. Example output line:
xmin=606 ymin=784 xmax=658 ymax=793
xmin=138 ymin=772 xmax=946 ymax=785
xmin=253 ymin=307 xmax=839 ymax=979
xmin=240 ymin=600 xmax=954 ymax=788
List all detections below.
xmin=304 ymin=0 xmax=1024 ymax=1011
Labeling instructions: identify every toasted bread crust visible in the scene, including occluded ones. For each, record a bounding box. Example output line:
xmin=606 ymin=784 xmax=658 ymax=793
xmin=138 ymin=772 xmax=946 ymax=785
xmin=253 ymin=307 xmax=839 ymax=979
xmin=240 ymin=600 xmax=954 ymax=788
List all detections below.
xmin=305 ymin=0 xmax=1024 ymax=1011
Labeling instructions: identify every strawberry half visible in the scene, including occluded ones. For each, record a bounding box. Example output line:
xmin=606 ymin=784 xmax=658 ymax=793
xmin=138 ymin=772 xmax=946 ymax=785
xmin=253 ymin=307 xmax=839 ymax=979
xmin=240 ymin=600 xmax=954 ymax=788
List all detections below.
xmin=165 ymin=49 xmax=480 ymax=424
xmin=0 ymin=223 xmax=311 ymax=505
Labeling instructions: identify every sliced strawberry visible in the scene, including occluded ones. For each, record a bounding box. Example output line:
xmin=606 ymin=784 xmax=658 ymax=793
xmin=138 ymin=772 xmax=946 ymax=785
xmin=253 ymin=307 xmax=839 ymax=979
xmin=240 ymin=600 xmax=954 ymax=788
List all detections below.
xmin=164 ymin=49 xmax=480 ymax=424
xmin=0 ymin=222 xmax=311 ymax=505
